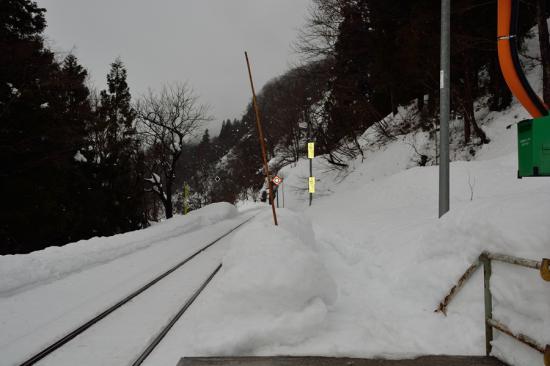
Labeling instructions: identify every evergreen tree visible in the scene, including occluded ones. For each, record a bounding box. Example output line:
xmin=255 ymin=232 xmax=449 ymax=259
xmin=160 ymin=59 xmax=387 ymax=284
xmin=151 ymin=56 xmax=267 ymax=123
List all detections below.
xmin=87 ymin=59 xmax=147 ymax=236
xmin=0 ymin=2 xmax=91 ymax=254
xmin=324 ymin=0 xmax=374 ymax=161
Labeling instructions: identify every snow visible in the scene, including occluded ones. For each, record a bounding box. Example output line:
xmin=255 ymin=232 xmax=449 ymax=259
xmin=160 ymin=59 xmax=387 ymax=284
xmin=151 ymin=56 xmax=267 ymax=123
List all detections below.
xmin=304 ymin=158 xmax=549 ymax=364
xmin=0 ymin=207 xmax=255 ymax=366
xmin=0 ymin=202 xmax=237 ymax=296
xmin=142 ymin=150 xmax=548 ymax=366
xmin=145 ymin=209 xmax=337 ymax=360
xmin=37 ymin=236 xmax=232 ymax=366
xmin=6 ymin=82 xmax=20 ymax=97
xmin=1 ymin=21 xmax=549 ymax=366
xmin=142 ymin=24 xmax=549 ymax=365
xmin=73 ymin=150 xmax=87 ymax=162
xmin=146 ymin=172 xmax=162 ymax=184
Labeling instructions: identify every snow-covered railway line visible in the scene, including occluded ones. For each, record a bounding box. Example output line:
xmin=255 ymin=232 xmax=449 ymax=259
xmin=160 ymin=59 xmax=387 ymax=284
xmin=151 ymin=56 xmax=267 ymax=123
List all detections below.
xmin=17 ymin=217 xmax=254 ymax=366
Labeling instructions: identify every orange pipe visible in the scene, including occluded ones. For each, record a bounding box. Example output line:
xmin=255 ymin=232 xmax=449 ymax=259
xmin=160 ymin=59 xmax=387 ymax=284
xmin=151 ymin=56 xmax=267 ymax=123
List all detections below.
xmin=498 ymin=0 xmax=546 ymax=118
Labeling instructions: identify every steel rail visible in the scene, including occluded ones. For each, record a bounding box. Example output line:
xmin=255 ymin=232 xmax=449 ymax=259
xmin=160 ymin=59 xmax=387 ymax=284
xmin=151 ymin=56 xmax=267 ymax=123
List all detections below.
xmin=132 ymin=264 xmax=222 ymax=366
xmin=18 ymin=215 xmax=254 ymax=366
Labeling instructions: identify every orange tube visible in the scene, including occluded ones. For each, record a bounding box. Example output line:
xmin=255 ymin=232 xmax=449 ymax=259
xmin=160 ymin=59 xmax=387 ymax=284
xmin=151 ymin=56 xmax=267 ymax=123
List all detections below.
xmin=498 ymin=0 xmax=546 ymax=118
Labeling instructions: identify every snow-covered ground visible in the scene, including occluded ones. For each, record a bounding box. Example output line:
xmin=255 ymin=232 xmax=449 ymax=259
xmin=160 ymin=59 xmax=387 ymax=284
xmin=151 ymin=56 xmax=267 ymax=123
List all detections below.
xmin=0 ymin=204 xmax=258 ymax=366
xmin=1 ymin=25 xmax=549 ymax=366
xmin=143 ymin=142 xmax=548 ymax=366
xmin=0 ymin=202 xmax=238 ymax=296
xmin=142 ymin=28 xmax=549 ymax=366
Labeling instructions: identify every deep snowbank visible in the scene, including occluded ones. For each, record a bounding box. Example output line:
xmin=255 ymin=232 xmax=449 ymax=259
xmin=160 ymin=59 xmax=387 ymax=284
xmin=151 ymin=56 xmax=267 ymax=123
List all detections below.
xmin=273 ymin=148 xmax=549 ymax=366
xmin=259 ymin=35 xmax=550 ymax=363
xmin=183 ymin=209 xmax=337 ymax=355
xmin=424 ymin=185 xmax=550 ymax=366
xmin=0 ymin=202 xmax=238 ymax=296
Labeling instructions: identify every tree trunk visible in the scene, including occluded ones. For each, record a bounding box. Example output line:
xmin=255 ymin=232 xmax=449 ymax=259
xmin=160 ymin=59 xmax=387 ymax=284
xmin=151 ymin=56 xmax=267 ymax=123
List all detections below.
xmin=471 ymin=115 xmax=490 ymax=144
xmin=164 ymin=180 xmax=173 ymax=219
xmin=489 ymin=57 xmax=512 ymax=111
xmin=537 ymin=0 xmax=550 ymax=104
xmin=427 ymin=92 xmax=437 ymax=119
xmin=464 ymin=108 xmax=472 ymax=144
xmin=418 ymin=95 xmax=425 ymax=112
xmin=462 ymin=66 xmax=473 ymax=144
xmin=463 ymin=59 xmax=490 ymax=144
xmin=390 ymin=89 xmax=398 ymax=116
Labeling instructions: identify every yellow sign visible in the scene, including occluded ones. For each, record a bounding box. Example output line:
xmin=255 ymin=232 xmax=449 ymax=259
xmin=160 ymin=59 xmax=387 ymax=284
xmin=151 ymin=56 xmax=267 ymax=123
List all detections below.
xmin=308 ymin=143 xmax=315 ymax=159
xmin=542 ymin=258 xmax=550 ymax=281
xmin=309 ymin=177 xmax=315 ymax=193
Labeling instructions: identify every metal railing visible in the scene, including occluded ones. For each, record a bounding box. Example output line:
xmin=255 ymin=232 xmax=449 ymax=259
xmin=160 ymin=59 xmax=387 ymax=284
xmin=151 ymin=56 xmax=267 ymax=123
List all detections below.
xmin=436 ymin=251 xmax=550 ymax=366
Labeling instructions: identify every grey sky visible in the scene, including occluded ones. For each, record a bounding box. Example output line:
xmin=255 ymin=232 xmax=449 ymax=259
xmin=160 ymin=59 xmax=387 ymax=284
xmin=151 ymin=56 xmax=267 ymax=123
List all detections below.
xmin=36 ymin=0 xmax=311 ymax=134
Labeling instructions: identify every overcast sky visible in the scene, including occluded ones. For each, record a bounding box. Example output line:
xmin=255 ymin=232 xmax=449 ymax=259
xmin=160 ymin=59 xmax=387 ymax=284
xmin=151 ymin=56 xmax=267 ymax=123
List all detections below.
xmin=36 ymin=0 xmax=311 ymax=134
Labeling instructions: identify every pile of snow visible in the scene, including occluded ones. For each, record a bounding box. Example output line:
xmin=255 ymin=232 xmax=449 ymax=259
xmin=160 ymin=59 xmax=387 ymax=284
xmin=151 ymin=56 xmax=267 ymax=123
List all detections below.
xmin=249 ymin=23 xmax=550 ymax=365
xmin=0 ymin=202 xmax=238 ymax=296
xmin=1 ymin=22 xmax=547 ymax=366
xmin=182 ymin=209 xmax=337 ymax=355
xmin=73 ymin=150 xmax=87 ymax=163
xmin=267 ymin=153 xmax=549 ymax=366
xmin=425 ymin=189 xmax=550 ymax=366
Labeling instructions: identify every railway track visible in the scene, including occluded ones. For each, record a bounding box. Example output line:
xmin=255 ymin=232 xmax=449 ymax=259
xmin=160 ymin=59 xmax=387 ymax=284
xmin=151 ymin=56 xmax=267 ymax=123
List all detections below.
xmin=17 ymin=215 xmax=254 ymax=366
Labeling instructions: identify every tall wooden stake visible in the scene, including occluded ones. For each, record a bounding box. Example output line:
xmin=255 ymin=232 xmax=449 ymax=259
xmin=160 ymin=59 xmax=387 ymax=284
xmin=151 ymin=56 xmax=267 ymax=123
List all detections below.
xmin=245 ymin=51 xmax=278 ymax=226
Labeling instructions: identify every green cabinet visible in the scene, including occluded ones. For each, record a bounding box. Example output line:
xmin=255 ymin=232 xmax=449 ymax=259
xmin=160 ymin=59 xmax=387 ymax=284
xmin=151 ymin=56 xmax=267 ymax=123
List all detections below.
xmin=517 ymin=115 xmax=550 ymax=178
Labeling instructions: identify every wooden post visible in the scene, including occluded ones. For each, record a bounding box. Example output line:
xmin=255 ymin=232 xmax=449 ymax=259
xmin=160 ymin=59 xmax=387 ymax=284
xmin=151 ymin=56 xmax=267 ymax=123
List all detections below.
xmin=481 ymin=254 xmax=494 ymax=356
xmin=245 ymin=51 xmax=278 ymax=226
xmin=307 ymin=115 xmax=313 ymax=206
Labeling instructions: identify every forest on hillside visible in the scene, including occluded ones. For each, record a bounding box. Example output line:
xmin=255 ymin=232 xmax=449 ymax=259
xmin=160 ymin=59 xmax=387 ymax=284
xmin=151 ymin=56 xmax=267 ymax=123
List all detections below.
xmin=2 ymin=0 xmax=549 ymax=254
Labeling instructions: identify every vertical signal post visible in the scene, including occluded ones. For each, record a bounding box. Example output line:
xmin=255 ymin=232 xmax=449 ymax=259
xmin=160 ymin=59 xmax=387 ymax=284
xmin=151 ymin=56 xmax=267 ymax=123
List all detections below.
xmin=245 ymin=51 xmax=278 ymax=226
xmin=308 ymin=142 xmax=315 ymax=205
xmin=308 ymin=116 xmax=314 ymax=206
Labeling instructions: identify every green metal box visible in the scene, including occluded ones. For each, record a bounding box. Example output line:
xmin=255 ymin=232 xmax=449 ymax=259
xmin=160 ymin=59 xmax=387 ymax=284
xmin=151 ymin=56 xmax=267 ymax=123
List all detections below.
xmin=517 ymin=115 xmax=550 ymax=178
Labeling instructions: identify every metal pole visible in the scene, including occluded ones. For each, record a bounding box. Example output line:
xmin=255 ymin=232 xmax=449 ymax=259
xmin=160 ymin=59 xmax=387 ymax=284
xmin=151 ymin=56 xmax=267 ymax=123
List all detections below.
xmin=245 ymin=51 xmax=278 ymax=226
xmin=481 ymin=254 xmax=494 ymax=356
xmin=439 ymin=0 xmax=451 ymax=218
xmin=309 ymin=160 xmax=313 ymax=206
xmin=308 ymin=114 xmax=313 ymax=207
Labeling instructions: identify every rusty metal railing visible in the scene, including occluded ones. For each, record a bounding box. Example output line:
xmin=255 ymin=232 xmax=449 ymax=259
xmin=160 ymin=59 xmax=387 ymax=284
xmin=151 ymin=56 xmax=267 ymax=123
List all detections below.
xmin=435 ymin=251 xmax=550 ymax=366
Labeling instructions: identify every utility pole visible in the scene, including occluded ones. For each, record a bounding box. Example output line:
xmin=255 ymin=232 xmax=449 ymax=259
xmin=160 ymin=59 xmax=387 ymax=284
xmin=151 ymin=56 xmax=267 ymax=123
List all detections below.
xmin=439 ymin=0 xmax=451 ymax=218
xmin=245 ymin=51 xmax=278 ymax=226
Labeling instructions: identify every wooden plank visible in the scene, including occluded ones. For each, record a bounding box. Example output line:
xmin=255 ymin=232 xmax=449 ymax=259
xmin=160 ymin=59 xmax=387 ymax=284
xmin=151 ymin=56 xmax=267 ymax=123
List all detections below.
xmin=177 ymin=356 xmax=507 ymax=366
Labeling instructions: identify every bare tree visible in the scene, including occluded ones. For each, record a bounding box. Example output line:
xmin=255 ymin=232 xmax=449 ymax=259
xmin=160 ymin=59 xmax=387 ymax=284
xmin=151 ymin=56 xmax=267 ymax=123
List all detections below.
xmin=293 ymin=0 xmax=344 ymax=60
xmin=136 ymin=83 xmax=210 ymax=218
